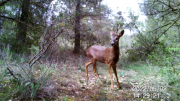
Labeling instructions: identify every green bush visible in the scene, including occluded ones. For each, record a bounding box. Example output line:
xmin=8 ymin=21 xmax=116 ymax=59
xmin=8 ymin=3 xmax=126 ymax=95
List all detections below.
xmin=148 ymin=44 xmax=180 ymax=66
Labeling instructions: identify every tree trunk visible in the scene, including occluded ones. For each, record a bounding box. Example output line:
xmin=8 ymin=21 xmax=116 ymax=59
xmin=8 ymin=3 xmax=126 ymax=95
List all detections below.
xmin=73 ymin=0 xmax=81 ymax=54
xmin=15 ymin=0 xmax=30 ymax=52
xmin=0 ymin=18 xmax=2 ymax=34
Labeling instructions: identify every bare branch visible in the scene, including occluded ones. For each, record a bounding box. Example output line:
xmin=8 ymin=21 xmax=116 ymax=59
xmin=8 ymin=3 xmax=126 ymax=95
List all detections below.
xmin=29 ymin=28 xmax=63 ymax=67
xmin=7 ymin=67 xmax=18 ymax=80
xmin=81 ymin=12 xmax=103 ymax=18
xmin=0 ymin=15 xmax=17 ymax=21
xmin=149 ymin=22 xmax=172 ymax=33
xmin=0 ymin=15 xmax=44 ymax=30
xmin=146 ymin=15 xmax=180 ymax=52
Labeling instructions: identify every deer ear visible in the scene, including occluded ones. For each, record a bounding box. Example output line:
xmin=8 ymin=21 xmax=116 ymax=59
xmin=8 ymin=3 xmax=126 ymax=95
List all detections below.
xmin=119 ymin=30 xmax=124 ymax=36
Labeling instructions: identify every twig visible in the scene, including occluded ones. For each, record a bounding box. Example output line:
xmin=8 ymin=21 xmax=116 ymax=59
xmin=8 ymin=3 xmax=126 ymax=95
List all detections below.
xmin=7 ymin=67 xmax=18 ymax=80
xmin=149 ymin=22 xmax=172 ymax=33
xmin=19 ymin=64 xmax=31 ymax=79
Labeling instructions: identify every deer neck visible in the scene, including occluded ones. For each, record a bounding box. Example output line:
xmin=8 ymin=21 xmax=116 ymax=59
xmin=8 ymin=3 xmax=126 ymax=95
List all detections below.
xmin=112 ymin=45 xmax=119 ymax=55
xmin=111 ymin=44 xmax=119 ymax=63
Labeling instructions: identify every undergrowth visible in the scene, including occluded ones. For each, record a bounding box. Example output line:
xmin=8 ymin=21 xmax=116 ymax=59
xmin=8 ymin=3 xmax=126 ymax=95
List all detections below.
xmin=0 ymin=47 xmax=58 ymax=100
xmin=0 ymin=45 xmax=179 ymax=100
xmin=120 ymin=50 xmax=180 ymax=101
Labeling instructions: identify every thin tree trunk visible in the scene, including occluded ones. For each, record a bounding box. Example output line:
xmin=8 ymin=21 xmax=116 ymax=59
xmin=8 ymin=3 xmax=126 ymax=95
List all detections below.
xmin=73 ymin=0 xmax=81 ymax=53
xmin=15 ymin=0 xmax=30 ymax=52
xmin=0 ymin=18 xmax=2 ymax=34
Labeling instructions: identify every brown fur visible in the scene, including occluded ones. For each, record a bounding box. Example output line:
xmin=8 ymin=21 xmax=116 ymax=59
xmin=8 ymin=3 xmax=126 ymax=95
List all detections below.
xmin=85 ymin=30 xmax=124 ymax=90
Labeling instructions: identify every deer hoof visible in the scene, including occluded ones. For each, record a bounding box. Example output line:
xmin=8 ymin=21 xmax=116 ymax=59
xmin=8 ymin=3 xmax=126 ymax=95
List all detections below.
xmin=86 ymin=80 xmax=89 ymax=85
xmin=110 ymin=85 xmax=114 ymax=90
xmin=118 ymin=86 xmax=122 ymax=89
xmin=118 ymin=83 xmax=122 ymax=89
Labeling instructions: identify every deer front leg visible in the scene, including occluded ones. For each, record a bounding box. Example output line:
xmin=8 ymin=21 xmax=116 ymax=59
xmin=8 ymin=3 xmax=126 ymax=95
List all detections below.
xmin=107 ymin=64 xmax=114 ymax=90
xmin=92 ymin=59 xmax=103 ymax=84
xmin=112 ymin=65 xmax=121 ymax=89
xmin=85 ymin=61 xmax=92 ymax=85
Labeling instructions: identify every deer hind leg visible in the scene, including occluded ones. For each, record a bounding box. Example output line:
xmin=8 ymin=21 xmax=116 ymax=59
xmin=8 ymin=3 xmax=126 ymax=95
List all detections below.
xmin=92 ymin=59 xmax=103 ymax=84
xmin=107 ymin=64 xmax=114 ymax=90
xmin=85 ymin=61 xmax=92 ymax=84
xmin=112 ymin=65 xmax=121 ymax=89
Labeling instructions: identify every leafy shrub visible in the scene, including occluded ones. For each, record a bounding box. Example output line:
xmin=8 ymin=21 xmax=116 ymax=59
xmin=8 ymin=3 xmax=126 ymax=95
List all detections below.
xmin=148 ymin=44 xmax=180 ymax=66
xmin=159 ymin=66 xmax=180 ymax=100
xmin=126 ymin=46 xmax=147 ymax=61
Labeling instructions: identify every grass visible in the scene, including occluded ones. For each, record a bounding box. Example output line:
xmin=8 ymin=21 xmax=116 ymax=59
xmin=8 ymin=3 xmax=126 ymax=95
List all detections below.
xmin=0 ymin=47 xmax=60 ymax=100
xmin=120 ymin=60 xmax=180 ymax=101
xmin=0 ymin=47 xmax=179 ymax=100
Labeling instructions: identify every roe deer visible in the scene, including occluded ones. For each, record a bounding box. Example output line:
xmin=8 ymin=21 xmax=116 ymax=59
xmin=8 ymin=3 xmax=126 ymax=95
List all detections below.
xmin=85 ymin=29 xmax=124 ymax=90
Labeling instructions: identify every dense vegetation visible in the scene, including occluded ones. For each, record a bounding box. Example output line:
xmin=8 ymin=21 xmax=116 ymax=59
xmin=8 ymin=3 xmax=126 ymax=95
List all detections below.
xmin=0 ymin=0 xmax=179 ymax=100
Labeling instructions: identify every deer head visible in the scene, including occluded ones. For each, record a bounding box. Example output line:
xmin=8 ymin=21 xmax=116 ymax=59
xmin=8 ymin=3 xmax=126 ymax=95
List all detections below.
xmin=110 ymin=29 xmax=124 ymax=46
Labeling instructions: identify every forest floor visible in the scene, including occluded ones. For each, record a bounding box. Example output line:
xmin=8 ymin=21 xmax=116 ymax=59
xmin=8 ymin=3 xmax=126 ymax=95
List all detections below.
xmin=40 ymin=54 xmax=134 ymax=101
xmin=37 ymin=53 xmax=167 ymax=101
xmin=0 ymin=50 xmax=170 ymax=101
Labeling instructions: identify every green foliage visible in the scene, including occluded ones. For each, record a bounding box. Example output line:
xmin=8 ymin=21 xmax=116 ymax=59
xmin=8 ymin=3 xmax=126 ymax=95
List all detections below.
xmin=148 ymin=42 xmax=180 ymax=66
xmin=0 ymin=19 xmax=17 ymax=49
xmin=0 ymin=0 xmax=52 ymax=53
xmin=123 ymin=61 xmax=180 ymax=100
xmin=127 ymin=29 xmax=180 ymax=100
xmin=127 ymin=0 xmax=180 ymax=62
xmin=147 ymin=41 xmax=180 ymax=100
xmin=159 ymin=66 xmax=180 ymax=100
xmin=0 ymin=47 xmax=58 ymax=100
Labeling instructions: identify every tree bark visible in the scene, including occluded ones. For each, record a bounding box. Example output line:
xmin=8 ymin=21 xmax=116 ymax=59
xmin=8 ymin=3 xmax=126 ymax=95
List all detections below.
xmin=15 ymin=0 xmax=30 ymax=52
xmin=73 ymin=0 xmax=81 ymax=54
